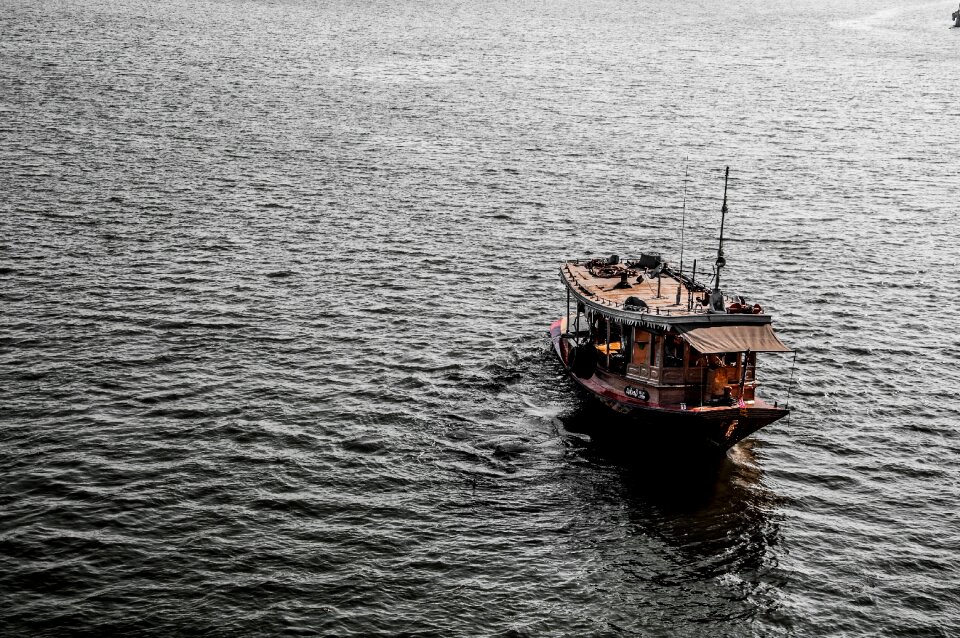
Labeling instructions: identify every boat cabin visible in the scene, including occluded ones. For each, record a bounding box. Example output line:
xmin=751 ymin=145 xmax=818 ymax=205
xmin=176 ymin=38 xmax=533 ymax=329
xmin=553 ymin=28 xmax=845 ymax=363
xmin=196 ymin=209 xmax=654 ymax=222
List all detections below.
xmin=587 ymin=313 xmax=758 ymax=406
xmin=560 ymin=255 xmax=790 ymax=408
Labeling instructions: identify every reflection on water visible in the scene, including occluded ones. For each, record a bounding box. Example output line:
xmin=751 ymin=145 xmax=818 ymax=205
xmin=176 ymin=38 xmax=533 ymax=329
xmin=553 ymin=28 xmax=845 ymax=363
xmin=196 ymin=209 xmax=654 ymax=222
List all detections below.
xmin=557 ymin=400 xmax=787 ymax=633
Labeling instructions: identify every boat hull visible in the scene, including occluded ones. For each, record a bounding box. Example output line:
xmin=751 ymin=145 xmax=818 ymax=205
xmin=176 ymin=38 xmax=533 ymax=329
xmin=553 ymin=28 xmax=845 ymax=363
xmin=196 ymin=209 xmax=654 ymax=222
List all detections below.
xmin=549 ymin=319 xmax=788 ymax=452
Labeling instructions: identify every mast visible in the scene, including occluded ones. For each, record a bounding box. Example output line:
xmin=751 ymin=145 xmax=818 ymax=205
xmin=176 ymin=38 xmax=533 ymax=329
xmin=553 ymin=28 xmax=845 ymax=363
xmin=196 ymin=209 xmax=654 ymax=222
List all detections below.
xmin=714 ymin=166 xmax=729 ymax=290
xmin=677 ymin=161 xmax=688 ymax=306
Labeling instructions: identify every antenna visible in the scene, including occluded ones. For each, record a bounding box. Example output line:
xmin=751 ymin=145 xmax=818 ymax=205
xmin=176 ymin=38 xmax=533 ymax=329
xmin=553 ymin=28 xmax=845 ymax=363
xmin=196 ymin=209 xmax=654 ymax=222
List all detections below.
xmin=676 ymin=159 xmax=688 ymax=306
xmin=714 ymin=166 xmax=729 ymax=290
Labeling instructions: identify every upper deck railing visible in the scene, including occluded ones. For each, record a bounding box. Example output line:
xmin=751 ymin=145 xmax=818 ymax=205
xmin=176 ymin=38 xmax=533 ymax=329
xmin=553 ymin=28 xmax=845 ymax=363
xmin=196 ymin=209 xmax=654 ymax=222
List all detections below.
xmin=561 ymin=258 xmax=771 ymax=324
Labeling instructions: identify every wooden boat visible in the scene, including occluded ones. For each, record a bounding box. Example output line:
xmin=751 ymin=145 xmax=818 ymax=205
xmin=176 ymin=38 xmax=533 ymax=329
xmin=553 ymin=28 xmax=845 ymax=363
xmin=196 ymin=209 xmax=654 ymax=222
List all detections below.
xmin=550 ymin=168 xmax=792 ymax=452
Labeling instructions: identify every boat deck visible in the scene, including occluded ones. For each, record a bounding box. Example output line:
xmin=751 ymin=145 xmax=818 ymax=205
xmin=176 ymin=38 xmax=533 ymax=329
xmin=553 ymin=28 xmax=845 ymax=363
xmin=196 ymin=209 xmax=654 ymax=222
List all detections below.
xmin=562 ymin=258 xmax=704 ymax=317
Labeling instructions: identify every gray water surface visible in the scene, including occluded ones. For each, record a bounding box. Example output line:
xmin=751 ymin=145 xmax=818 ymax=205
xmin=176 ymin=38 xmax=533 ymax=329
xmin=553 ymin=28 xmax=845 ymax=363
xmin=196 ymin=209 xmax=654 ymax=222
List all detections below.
xmin=2 ymin=0 xmax=959 ymax=635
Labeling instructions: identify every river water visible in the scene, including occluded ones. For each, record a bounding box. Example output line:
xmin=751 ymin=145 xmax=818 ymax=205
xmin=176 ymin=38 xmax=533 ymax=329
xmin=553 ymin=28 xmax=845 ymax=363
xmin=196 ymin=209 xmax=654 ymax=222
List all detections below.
xmin=2 ymin=0 xmax=959 ymax=635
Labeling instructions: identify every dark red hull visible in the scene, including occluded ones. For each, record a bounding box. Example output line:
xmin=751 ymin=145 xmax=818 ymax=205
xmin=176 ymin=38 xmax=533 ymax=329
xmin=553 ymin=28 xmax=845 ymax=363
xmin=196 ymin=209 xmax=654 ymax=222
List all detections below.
xmin=549 ymin=319 xmax=788 ymax=452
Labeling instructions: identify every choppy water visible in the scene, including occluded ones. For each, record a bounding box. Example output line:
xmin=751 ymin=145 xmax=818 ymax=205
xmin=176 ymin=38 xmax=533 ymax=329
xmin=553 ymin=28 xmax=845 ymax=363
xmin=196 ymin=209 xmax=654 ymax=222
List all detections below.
xmin=2 ymin=0 xmax=960 ymax=635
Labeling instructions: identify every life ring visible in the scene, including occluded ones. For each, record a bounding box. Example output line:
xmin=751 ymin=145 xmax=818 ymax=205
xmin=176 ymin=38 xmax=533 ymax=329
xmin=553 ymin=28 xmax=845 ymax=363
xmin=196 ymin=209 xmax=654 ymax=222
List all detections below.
xmin=752 ymin=303 xmax=762 ymax=314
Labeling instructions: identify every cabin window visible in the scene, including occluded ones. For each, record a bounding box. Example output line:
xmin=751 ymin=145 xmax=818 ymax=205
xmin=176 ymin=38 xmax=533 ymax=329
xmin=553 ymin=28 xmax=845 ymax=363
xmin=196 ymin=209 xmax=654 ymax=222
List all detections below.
xmin=591 ymin=315 xmax=622 ymax=347
xmin=706 ymin=353 xmax=731 ymax=369
xmin=608 ymin=321 xmax=628 ymax=373
xmin=744 ymin=351 xmax=757 ymax=381
xmin=650 ymin=334 xmax=662 ymax=367
xmin=690 ymin=347 xmax=706 ymax=367
xmin=609 ymin=322 xmax=622 ymax=345
xmin=592 ymin=315 xmax=604 ymax=345
xmin=664 ymin=335 xmax=684 ymax=368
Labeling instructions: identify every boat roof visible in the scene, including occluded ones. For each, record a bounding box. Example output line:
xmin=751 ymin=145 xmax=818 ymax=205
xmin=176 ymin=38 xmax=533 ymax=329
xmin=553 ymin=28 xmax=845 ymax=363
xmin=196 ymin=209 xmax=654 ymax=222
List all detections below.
xmin=560 ymin=256 xmax=777 ymax=332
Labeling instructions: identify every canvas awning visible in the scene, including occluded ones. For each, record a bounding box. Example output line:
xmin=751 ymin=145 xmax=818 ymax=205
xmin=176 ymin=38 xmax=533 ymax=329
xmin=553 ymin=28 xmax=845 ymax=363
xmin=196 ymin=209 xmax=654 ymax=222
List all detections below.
xmin=675 ymin=323 xmax=791 ymax=354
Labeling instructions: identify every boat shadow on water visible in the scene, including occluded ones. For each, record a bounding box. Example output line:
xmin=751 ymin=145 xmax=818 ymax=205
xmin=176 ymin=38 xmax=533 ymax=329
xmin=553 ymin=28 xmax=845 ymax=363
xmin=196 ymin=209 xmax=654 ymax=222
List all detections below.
xmin=558 ymin=398 xmax=785 ymax=574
